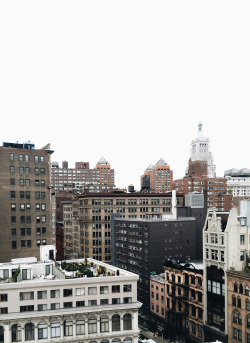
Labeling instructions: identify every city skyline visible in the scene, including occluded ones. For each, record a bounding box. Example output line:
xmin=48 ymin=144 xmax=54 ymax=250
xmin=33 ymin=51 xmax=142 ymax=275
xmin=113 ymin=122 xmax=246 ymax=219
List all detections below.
xmin=0 ymin=1 xmax=249 ymax=190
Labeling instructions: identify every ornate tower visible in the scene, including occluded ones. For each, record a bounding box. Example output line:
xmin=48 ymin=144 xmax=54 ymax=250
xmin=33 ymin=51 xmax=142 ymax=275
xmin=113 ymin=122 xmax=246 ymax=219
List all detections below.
xmin=189 ymin=122 xmax=216 ymax=178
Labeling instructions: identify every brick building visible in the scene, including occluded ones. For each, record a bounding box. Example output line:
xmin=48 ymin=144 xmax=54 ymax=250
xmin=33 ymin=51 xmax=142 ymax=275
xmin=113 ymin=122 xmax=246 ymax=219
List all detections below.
xmin=0 ymin=141 xmax=53 ymax=262
xmin=172 ymin=123 xmax=233 ymax=211
xmin=51 ymin=157 xmax=115 ymax=194
xmin=140 ymin=158 xmax=173 ymax=193
xmin=163 ymin=259 xmax=204 ymax=342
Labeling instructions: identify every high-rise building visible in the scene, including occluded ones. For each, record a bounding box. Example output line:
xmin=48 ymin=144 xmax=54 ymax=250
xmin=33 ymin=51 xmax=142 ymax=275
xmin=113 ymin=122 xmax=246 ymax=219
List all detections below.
xmin=140 ymin=159 xmax=173 ymax=193
xmin=113 ymin=192 xmax=206 ymax=325
xmin=51 ymin=156 xmax=115 ymax=194
xmin=0 ymin=141 xmax=54 ymax=262
xmin=172 ymin=123 xmax=233 ymax=211
xmin=62 ymin=191 xmax=184 ymax=261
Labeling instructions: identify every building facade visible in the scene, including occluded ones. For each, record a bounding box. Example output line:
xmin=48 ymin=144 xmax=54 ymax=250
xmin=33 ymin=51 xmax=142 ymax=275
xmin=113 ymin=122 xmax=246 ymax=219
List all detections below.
xmin=113 ymin=192 xmax=206 ymax=324
xmin=203 ymin=200 xmax=250 ymax=342
xmin=51 ymin=157 xmax=115 ymax=194
xmin=172 ymin=123 xmax=233 ymax=211
xmin=140 ymin=158 xmax=173 ymax=193
xmin=0 ymin=246 xmax=141 ymax=343
xmin=163 ymin=260 xmax=204 ymax=342
xmin=227 ymin=270 xmax=250 ymax=343
xmin=63 ymin=191 xmax=184 ymax=262
xmin=225 ymin=168 xmax=250 ymax=197
xmin=0 ymin=141 xmax=53 ymax=262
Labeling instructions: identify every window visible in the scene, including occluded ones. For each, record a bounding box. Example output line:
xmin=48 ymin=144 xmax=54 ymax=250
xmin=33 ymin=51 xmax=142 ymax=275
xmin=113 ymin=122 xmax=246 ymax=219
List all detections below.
xmin=123 ymin=284 xmax=132 ymax=292
xmin=100 ymin=286 xmax=109 ymax=294
xmin=63 ymin=302 xmax=72 ymax=308
xmin=100 ymin=299 xmax=109 ymax=305
xmin=112 ymin=314 xmax=120 ymax=331
xmin=112 ymin=298 xmax=120 ymax=304
xmin=51 ymin=322 xmax=60 ymax=338
xmin=112 ymin=285 xmax=120 ymax=293
xmin=100 ymin=316 xmax=109 ymax=332
xmin=38 ymin=322 xmax=48 ymax=339
xmin=9 ymin=153 xmax=14 ymax=161
xmin=0 ymin=294 xmax=7 ymax=302
xmin=88 ymin=318 xmax=97 ymax=334
xmin=124 ymin=313 xmax=132 ymax=330
xmin=38 ymin=304 xmax=47 ymax=311
xmin=20 ymin=305 xmax=34 ymax=312
xmin=11 ymin=324 xmax=22 ymax=342
xmin=10 ymin=191 xmax=15 ymax=198
xmin=51 ymin=303 xmax=60 ymax=310
xmin=25 ymin=323 xmax=34 ymax=340
xmin=10 ymin=166 xmax=15 ymax=173
xmin=240 ymin=251 xmax=244 ymax=261
xmin=64 ymin=320 xmax=73 ymax=336
xmin=88 ymin=287 xmax=97 ymax=295
xmin=63 ymin=289 xmax=72 ymax=297
xmin=76 ymin=320 xmax=85 ymax=335
xmin=21 ymin=269 xmax=31 ymax=280
xmin=38 ymin=291 xmax=47 ymax=299
xmin=76 ymin=301 xmax=85 ymax=307
xmin=20 ymin=291 xmax=34 ymax=300
xmin=10 ymin=178 xmax=15 ymax=185
xmin=88 ymin=299 xmax=97 ymax=306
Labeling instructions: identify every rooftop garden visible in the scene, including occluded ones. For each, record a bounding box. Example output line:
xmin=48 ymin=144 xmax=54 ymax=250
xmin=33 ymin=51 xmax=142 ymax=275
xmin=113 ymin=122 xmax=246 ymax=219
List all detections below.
xmin=57 ymin=258 xmax=119 ymax=278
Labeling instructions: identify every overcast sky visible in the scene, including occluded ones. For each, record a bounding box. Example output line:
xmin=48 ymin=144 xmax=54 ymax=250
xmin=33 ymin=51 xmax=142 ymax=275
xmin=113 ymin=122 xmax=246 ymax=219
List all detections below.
xmin=0 ymin=1 xmax=249 ymax=190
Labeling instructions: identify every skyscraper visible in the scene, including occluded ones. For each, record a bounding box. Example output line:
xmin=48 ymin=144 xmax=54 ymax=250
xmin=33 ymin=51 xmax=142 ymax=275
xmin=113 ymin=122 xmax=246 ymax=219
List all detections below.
xmin=0 ymin=141 xmax=53 ymax=262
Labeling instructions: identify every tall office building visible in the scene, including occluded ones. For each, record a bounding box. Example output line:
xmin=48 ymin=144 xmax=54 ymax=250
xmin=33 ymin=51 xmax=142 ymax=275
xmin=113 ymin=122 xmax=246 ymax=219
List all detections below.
xmin=51 ymin=156 xmax=115 ymax=194
xmin=62 ymin=191 xmax=184 ymax=261
xmin=140 ymin=158 xmax=173 ymax=193
xmin=0 ymin=141 xmax=53 ymax=262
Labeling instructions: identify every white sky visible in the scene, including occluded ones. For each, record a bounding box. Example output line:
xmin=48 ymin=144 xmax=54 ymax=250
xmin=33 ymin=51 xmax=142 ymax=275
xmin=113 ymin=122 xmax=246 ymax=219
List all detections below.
xmin=0 ymin=1 xmax=250 ymax=190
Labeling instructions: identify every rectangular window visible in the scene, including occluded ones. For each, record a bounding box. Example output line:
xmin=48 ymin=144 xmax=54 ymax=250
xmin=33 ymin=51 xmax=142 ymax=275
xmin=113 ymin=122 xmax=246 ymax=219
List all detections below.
xmin=88 ymin=300 xmax=97 ymax=306
xmin=63 ymin=289 xmax=72 ymax=297
xmin=100 ymin=286 xmax=109 ymax=294
xmin=51 ymin=290 xmax=60 ymax=298
xmin=20 ymin=292 xmax=34 ymax=300
xmin=38 ymin=291 xmax=47 ymax=299
xmin=51 ymin=303 xmax=60 ymax=310
xmin=76 ymin=301 xmax=85 ymax=307
xmin=76 ymin=288 xmax=85 ymax=296
xmin=63 ymin=302 xmax=72 ymax=308
xmin=88 ymin=287 xmax=97 ymax=295
xmin=38 ymin=304 xmax=47 ymax=311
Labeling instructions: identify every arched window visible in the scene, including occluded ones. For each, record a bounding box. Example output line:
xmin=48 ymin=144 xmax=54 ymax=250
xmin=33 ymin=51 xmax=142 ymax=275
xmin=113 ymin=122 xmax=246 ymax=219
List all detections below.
xmin=247 ymin=316 xmax=250 ymax=328
xmin=124 ymin=313 xmax=132 ymax=330
xmin=238 ymin=297 xmax=241 ymax=308
xmin=25 ymin=323 xmax=34 ymax=341
xmin=64 ymin=320 xmax=73 ymax=336
xmin=112 ymin=339 xmax=121 ymax=343
xmin=239 ymin=284 xmax=243 ymax=294
xmin=123 ymin=338 xmax=132 ymax=343
xmin=11 ymin=324 xmax=22 ymax=342
xmin=246 ymin=285 xmax=249 ymax=296
xmin=76 ymin=320 xmax=85 ymax=335
xmin=38 ymin=322 xmax=48 ymax=340
xmin=112 ymin=314 xmax=120 ymax=331
xmin=233 ymin=312 xmax=238 ymax=323
xmin=0 ymin=326 xmax=4 ymax=343
xmin=101 ymin=340 xmax=109 ymax=343
xmin=232 ymin=295 xmax=236 ymax=306
xmin=51 ymin=322 xmax=60 ymax=338
xmin=234 ymin=283 xmax=238 ymax=292
xmin=88 ymin=317 xmax=97 ymax=334
xmin=100 ymin=316 xmax=109 ymax=332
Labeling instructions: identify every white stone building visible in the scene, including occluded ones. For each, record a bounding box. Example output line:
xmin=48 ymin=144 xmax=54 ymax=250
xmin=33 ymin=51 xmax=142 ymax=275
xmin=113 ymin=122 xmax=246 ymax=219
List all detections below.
xmin=224 ymin=168 xmax=250 ymax=197
xmin=0 ymin=246 xmax=141 ymax=343
xmin=190 ymin=122 xmax=216 ymax=178
xmin=203 ymin=199 xmax=250 ymax=342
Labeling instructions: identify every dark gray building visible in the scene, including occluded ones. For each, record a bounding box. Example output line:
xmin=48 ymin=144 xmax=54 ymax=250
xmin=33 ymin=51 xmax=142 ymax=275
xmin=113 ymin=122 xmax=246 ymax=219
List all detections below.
xmin=112 ymin=191 xmax=207 ymax=324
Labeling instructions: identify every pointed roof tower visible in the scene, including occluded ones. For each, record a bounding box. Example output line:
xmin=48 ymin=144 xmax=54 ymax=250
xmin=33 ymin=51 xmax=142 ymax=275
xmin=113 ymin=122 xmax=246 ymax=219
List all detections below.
xmin=97 ymin=156 xmax=109 ymax=165
xmin=190 ymin=123 xmax=216 ymax=178
xmin=155 ymin=158 xmax=169 ymax=167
